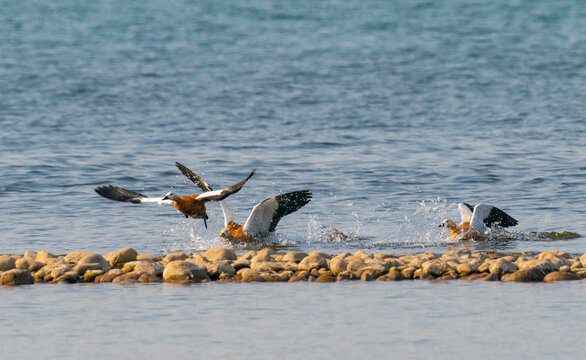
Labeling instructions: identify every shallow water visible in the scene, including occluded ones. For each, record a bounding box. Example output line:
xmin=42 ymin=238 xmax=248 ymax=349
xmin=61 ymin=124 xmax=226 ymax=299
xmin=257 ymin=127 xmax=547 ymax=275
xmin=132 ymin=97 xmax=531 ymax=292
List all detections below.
xmin=1 ymin=281 xmax=585 ymax=359
xmin=1 ymin=0 xmax=585 ymax=357
xmin=1 ymin=0 xmax=585 ymax=255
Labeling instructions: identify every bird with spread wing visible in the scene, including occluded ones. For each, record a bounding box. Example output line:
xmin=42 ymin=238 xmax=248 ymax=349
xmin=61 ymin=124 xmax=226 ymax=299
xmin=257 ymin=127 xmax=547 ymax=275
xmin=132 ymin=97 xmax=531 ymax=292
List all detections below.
xmin=176 ymin=162 xmax=312 ymax=243
xmin=440 ymin=203 xmax=518 ymax=239
xmin=95 ymin=164 xmax=255 ymax=228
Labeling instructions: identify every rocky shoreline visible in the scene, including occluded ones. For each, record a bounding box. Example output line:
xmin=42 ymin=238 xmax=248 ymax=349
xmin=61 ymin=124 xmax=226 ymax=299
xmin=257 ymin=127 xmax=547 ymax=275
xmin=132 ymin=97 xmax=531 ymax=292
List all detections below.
xmin=1 ymin=248 xmax=585 ymax=286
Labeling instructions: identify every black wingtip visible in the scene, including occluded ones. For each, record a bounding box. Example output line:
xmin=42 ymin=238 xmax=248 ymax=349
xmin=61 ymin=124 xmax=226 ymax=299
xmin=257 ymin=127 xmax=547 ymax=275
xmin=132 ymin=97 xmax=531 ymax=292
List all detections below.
xmin=95 ymin=185 xmax=145 ymax=204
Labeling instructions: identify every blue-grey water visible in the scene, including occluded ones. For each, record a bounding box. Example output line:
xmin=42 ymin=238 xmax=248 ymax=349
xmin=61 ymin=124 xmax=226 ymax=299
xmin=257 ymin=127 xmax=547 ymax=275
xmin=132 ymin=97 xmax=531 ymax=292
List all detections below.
xmin=1 ymin=0 xmax=585 ymax=358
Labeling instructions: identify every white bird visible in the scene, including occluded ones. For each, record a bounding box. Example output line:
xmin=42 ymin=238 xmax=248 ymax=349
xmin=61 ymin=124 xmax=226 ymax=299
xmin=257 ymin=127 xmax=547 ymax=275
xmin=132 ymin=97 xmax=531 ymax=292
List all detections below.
xmin=176 ymin=162 xmax=312 ymax=243
xmin=440 ymin=203 xmax=518 ymax=239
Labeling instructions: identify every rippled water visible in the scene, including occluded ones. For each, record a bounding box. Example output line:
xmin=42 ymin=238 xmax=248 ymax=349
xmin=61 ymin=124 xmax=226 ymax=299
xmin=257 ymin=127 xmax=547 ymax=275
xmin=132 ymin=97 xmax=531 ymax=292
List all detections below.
xmin=1 ymin=0 xmax=585 ymax=357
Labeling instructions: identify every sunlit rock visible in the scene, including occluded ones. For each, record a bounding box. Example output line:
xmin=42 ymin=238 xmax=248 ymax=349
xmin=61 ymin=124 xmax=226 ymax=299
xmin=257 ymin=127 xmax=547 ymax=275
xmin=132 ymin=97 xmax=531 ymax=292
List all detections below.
xmin=108 ymin=248 xmax=138 ymax=268
xmin=203 ymin=248 xmax=237 ymax=261
xmin=1 ymin=269 xmax=34 ymax=286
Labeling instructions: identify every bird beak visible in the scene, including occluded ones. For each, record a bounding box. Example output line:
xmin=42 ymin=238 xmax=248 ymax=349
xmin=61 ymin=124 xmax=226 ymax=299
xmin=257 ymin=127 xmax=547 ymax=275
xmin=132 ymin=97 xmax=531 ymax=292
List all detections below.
xmin=203 ymin=217 xmax=207 ymax=229
xmin=162 ymin=195 xmax=169 ymax=200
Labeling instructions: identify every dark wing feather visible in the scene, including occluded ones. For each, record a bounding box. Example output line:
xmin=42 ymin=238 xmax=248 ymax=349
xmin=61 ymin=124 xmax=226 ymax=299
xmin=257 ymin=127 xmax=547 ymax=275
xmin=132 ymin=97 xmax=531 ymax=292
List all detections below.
xmin=95 ymin=185 xmax=145 ymax=204
xmin=175 ymin=162 xmax=213 ymax=192
xmin=196 ymin=169 xmax=256 ymax=202
xmin=463 ymin=203 xmax=474 ymax=212
xmin=484 ymin=206 xmax=518 ymax=228
xmin=268 ymin=189 xmax=312 ymax=232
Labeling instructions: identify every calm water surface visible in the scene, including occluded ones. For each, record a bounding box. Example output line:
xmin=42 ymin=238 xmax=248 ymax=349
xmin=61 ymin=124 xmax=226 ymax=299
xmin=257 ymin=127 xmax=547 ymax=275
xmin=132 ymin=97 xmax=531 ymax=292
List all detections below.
xmin=1 ymin=0 xmax=585 ymax=357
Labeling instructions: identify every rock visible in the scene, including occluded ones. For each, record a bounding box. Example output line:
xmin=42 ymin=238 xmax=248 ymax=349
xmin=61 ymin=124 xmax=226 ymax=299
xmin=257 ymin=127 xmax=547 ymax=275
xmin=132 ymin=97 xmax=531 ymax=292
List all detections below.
xmin=422 ymin=260 xmax=450 ymax=276
xmin=162 ymin=261 xmax=210 ymax=283
xmin=489 ymin=258 xmax=518 ymax=275
xmin=0 ymin=255 xmax=17 ymax=271
xmin=329 ymin=257 xmax=348 ymax=275
xmin=122 ymin=261 xmax=149 ymax=273
xmin=382 ymin=258 xmax=402 ymax=269
xmin=336 ymin=271 xmax=354 ymax=281
xmin=138 ymin=273 xmax=159 ymax=283
xmin=35 ymin=251 xmax=56 ymax=263
xmin=482 ymin=272 xmax=500 ymax=281
xmin=316 ymin=273 xmax=336 ymax=282
xmin=538 ymin=250 xmax=571 ymax=260
xmin=23 ymin=250 xmax=37 ymax=259
xmin=72 ymin=263 xmax=105 ymax=276
xmin=354 ymin=251 xmax=372 ymax=259
xmin=241 ymin=251 xmax=256 ymax=260
xmin=187 ymin=253 xmax=209 ymax=267
xmin=232 ymin=257 xmax=250 ymax=270
xmin=360 ymin=270 xmax=376 ymax=281
xmin=206 ymin=262 xmax=237 ymax=277
xmin=298 ymin=253 xmax=328 ymax=271
xmin=96 ymin=269 xmax=124 ymax=282
xmin=345 ymin=256 xmax=365 ymax=272
xmin=51 ymin=271 xmax=79 ymax=284
xmin=377 ymin=270 xmax=406 ymax=281
xmin=461 ymin=273 xmax=489 ymax=281
xmin=502 ymin=269 xmax=544 ymax=282
xmin=136 ymin=254 xmax=163 ymax=262
xmin=413 ymin=269 xmax=435 ymax=280
xmin=203 ymin=248 xmax=237 ymax=261
xmin=580 ymin=253 xmax=586 ymax=265
xmin=64 ymin=251 xmax=95 ymax=264
xmin=559 ymin=265 xmax=570 ymax=272
xmin=134 ymin=262 xmax=164 ymax=277
xmin=518 ymin=260 xmax=558 ymax=275
xmin=78 ymin=254 xmax=111 ymax=272
xmin=251 ymin=249 xmax=274 ymax=263
xmin=15 ymin=257 xmax=44 ymax=272
xmin=250 ymin=261 xmax=282 ymax=272
xmin=241 ymin=272 xmax=267 ymax=282
xmin=112 ymin=272 xmax=142 ymax=283
xmin=108 ymin=248 xmax=138 ymax=268
xmin=83 ymin=269 xmax=104 ymax=282
xmin=163 ymin=252 xmax=189 ymax=262
xmin=281 ymin=251 xmax=309 ymax=263
xmin=279 ymin=271 xmax=293 ymax=281
xmin=401 ymin=267 xmax=416 ymax=279
xmin=50 ymin=264 xmax=75 ymax=279
xmin=289 ymin=271 xmax=310 ymax=282
xmin=456 ymin=263 xmax=478 ymax=276
xmin=0 ymin=269 xmax=34 ymax=286
xmin=543 ymin=271 xmax=582 ymax=282
xmin=356 ymin=265 xmax=386 ymax=278
xmin=282 ymin=262 xmax=298 ymax=272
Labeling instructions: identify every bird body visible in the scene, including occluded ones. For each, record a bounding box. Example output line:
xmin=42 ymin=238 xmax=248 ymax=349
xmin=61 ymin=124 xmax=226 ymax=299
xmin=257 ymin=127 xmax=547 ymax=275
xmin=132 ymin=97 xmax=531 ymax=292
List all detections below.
xmin=441 ymin=203 xmax=517 ymax=239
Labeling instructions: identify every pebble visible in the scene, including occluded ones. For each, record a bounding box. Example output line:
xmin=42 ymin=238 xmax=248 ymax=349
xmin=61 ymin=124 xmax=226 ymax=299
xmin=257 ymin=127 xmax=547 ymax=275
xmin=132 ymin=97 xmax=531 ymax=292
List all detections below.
xmin=108 ymin=248 xmax=138 ymax=268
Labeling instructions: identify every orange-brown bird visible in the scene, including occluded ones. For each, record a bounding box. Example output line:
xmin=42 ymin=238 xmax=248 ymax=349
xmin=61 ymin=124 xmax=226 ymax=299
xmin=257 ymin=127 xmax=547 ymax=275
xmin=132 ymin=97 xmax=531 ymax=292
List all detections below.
xmin=95 ymin=164 xmax=255 ymax=228
xmin=176 ymin=163 xmax=311 ymax=243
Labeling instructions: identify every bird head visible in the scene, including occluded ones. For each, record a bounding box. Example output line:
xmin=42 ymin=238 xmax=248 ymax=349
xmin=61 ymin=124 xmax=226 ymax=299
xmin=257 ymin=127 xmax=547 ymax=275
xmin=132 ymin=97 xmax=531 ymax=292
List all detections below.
xmin=439 ymin=219 xmax=458 ymax=231
xmin=219 ymin=228 xmax=230 ymax=240
xmin=162 ymin=191 xmax=178 ymax=200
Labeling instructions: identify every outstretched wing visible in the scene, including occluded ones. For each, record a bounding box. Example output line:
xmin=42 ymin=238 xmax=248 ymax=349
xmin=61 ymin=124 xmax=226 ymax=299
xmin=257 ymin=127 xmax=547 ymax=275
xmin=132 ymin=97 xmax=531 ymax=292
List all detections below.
xmin=95 ymin=186 xmax=171 ymax=205
xmin=484 ymin=206 xmax=518 ymax=228
xmin=243 ymin=190 xmax=312 ymax=235
xmin=175 ymin=162 xmax=213 ymax=192
xmin=218 ymin=200 xmax=234 ymax=227
xmin=196 ymin=169 xmax=256 ymax=202
xmin=458 ymin=203 xmax=474 ymax=224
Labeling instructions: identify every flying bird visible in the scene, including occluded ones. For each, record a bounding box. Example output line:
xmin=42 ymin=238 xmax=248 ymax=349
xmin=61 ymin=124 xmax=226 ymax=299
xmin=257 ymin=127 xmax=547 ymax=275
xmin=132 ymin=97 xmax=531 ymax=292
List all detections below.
xmin=95 ymin=165 xmax=255 ymax=228
xmin=440 ymin=203 xmax=518 ymax=239
xmin=176 ymin=163 xmax=312 ymax=243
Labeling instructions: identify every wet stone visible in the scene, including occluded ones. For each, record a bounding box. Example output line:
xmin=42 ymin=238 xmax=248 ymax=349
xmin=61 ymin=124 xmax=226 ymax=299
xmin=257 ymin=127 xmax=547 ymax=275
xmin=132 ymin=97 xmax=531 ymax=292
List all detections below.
xmin=97 ymin=269 xmax=124 ymax=283
xmin=281 ymin=251 xmax=309 ymax=263
xmin=203 ymin=248 xmax=237 ymax=261
xmin=543 ymin=271 xmax=582 ymax=282
xmin=164 ymin=253 xmax=189 ymax=263
xmin=108 ymin=248 xmax=138 ymax=268
xmin=377 ymin=270 xmax=406 ymax=281
xmin=1 ymin=269 xmax=34 ymax=286
xmin=502 ymin=269 xmax=544 ymax=282
xmin=0 ymin=255 xmax=17 ymax=271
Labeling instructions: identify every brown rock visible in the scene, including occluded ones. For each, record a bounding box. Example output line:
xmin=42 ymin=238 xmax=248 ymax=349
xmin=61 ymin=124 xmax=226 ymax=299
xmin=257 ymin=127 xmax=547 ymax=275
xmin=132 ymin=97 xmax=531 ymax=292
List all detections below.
xmin=64 ymin=251 xmax=95 ymax=264
xmin=138 ymin=273 xmax=159 ymax=283
xmin=377 ymin=270 xmax=406 ymax=281
xmin=203 ymin=248 xmax=237 ymax=261
xmin=188 ymin=253 xmax=209 ymax=267
xmin=241 ymin=272 xmax=267 ymax=282
xmin=251 ymin=249 xmax=274 ymax=263
xmin=15 ymin=257 xmax=44 ymax=272
xmin=482 ymin=272 xmax=500 ymax=281
xmin=78 ymin=254 xmax=111 ymax=272
xmin=0 ymin=255 xmax=17 ymax=271
xmin=51 ymin=271 xmax=79 ymax=284
xmin=112 ymin=272 xmax=142 ymax=283
xmin=232 ymin=257 xmax=251 ymax=270
xmin=163 ymin=252 xmax=189 ymax=262
xmin=316 ymin=273 xmax=336 ymax=282
xmin=108 ymin=248 xmax=138 ymax=267
xmin=35 ymin=251 xmax=56 ymax=263
xmin=136 ymin=254 xmax=163 ymax=262
xmin=456 ymin=263 xmax=478 ymax=276
xmin=206 ymin=262 xmax=236 ymax=277
xmin=356 ymin=265 xmax=386 ymax=278
xmin=401 ymin=268 xmax=416 ymax=279
xmin=502 ymin=269 xmax=544 ymax=282
xmin=413 ymin=269 xmax=434 ymax=280
xmin=518 ymin=260 xmax=558 ymax=275
xmin=250 ymin=261 xmax=283 ymax=273
xmin=360 ymin=270 xmax=376 ymax=281
xmin=134 ymin=262 xmax=164 ymax=277
xmin=422 ymin=260 xmax=450 ymax=276
xmin=543 ymin=271 xmax=582 ymax=282
xmin=345 ymin=256 xmax=365 ymax=272
xmin=489 ymin=258 xmax=518 ymax=275
xmin=329 ymin=256 xmax=348 ymax=275
xmin=281 ymin=251 xmax=308 ymax=263
xmin=96 ymin=269 xmax=124 ymax=282
xmin=0 ymin=269 xmax=34 ymax=286
xmin=298 ymin=253 xmax=328 ymax=271
xmin=83 ymin=270 xmax=104 ymax=282
xmin=163 ymin=261 xmax=210 ymax=283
